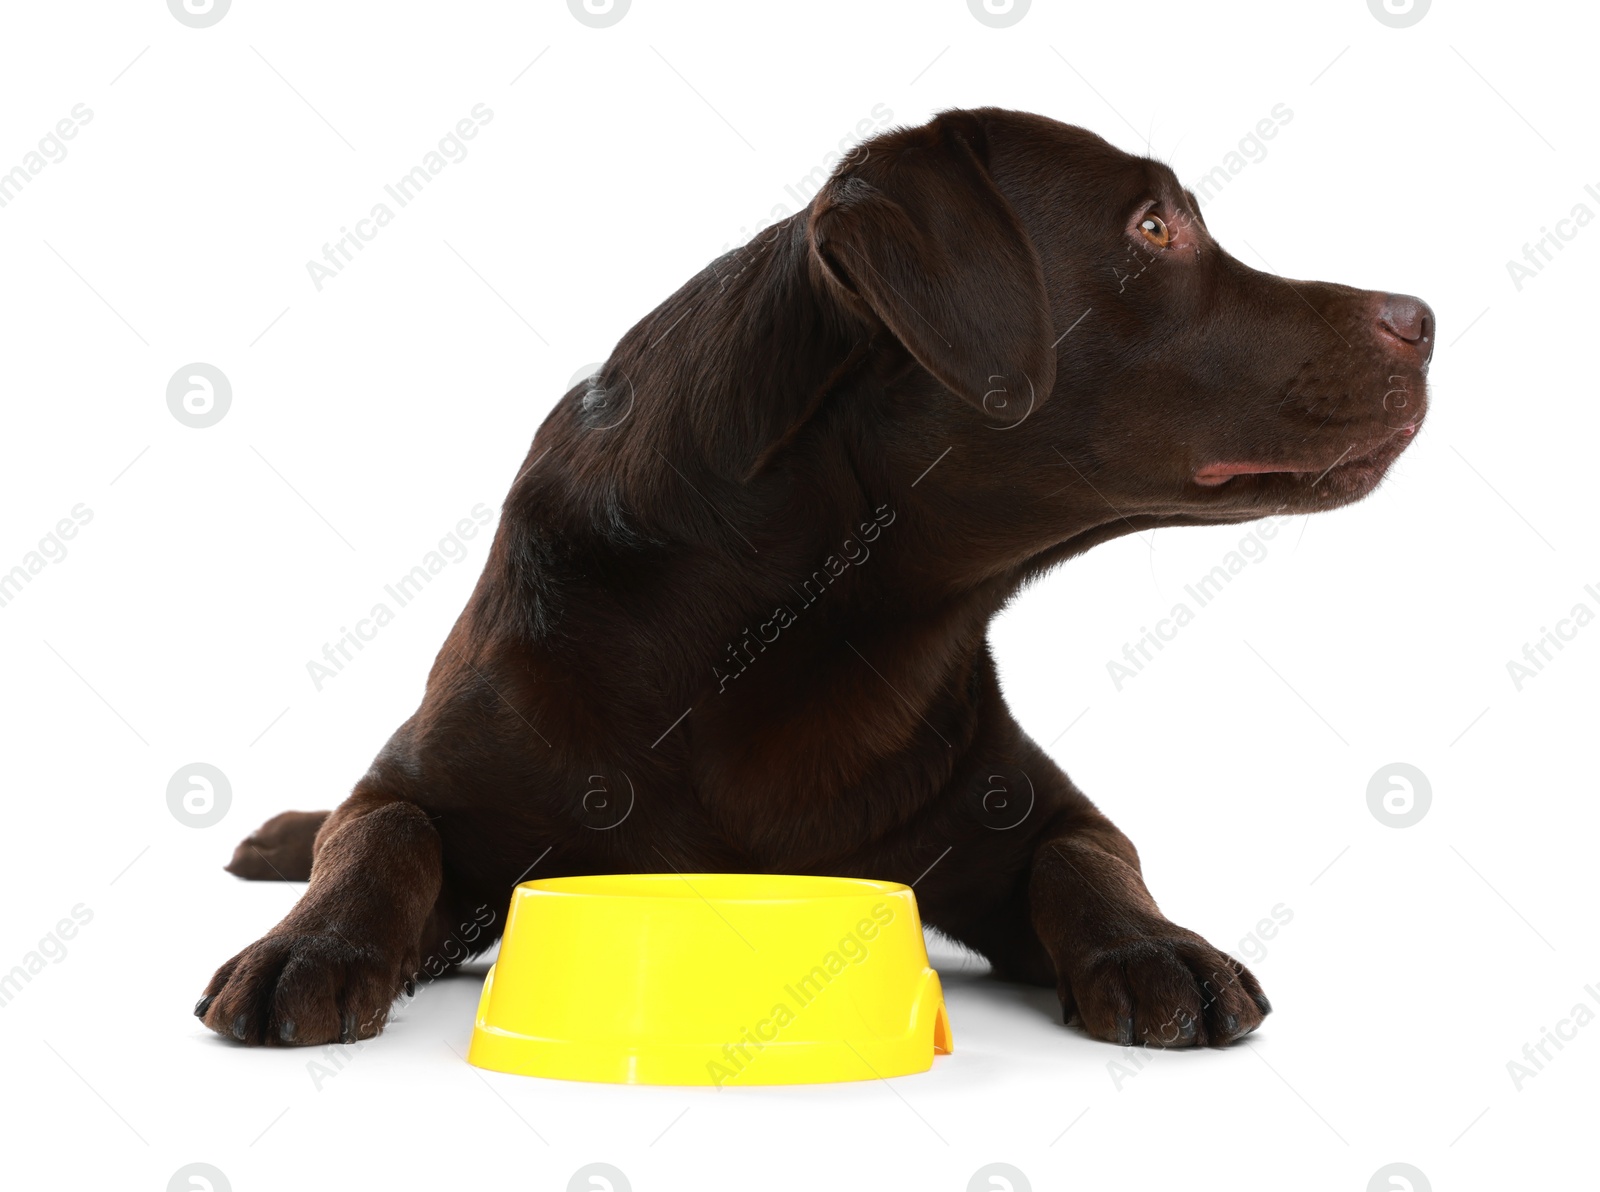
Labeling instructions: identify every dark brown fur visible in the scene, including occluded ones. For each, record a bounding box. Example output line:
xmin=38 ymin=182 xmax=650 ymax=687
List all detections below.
xmin=197 ymin=108 xmax=1433 ymax=1050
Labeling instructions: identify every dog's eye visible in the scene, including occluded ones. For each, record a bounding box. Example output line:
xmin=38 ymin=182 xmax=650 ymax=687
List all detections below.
xmin=1139 ymin=215 xmax=1170 ymax=248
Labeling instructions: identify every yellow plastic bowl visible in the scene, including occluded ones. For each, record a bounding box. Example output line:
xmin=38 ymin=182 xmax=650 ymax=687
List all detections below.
xmin=466 ymin=873 xmax=952 ymax=1085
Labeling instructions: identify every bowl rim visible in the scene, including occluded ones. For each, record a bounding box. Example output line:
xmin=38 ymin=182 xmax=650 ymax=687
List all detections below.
xmin=514 ymin=872 xmax=910 ymax=902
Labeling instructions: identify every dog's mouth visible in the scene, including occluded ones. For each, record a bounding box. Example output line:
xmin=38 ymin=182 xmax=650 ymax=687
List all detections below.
xmin=1193 ymin=422 xmax=1418 ymax=498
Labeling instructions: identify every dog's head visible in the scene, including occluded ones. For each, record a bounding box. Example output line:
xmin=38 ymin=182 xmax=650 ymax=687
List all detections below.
xmin=806 ymin=108 xmax=1432 ymax=527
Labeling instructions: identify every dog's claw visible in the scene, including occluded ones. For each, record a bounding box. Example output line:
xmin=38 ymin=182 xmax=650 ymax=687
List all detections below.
xmin=1252 ymin=992 xmax=1273 ymax=1016
xmin=404 ymin=979 xmax=416 ymax=998
xmin=194 ymin=995 xmax=213 ymax=1019
xmin=339 ymin=1011 xmax=357 ymax=1044
xmin=1116 ymin=1015 xmax=1136 ymax=1047
xmin=1220 ymin=1013 xmax=1240 ymax=1039
xmin=231 ymin=1014 xmax=249 ymax=1041
xmin=278 ymin=1019 xmax=296 ymax=1044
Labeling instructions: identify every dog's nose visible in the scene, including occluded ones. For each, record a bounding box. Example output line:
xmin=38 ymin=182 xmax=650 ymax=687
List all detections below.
xmin=1376 ymin=293 xmax=1435 ymax=363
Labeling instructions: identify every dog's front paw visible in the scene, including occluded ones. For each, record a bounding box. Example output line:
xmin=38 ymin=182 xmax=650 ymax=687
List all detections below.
xmin=1057 ymin=923 xmax=1269 ymax=1048
xmin=195 ymin=931 xmax=408 ymax=1047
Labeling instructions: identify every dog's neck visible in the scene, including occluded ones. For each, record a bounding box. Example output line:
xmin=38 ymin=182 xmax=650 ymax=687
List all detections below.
xmin=492 ymin=214 xmax=1146 ymax=751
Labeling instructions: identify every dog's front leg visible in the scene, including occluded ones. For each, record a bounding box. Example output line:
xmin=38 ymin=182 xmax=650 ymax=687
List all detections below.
xmin=196 ymin=788 xmax=440 ymax=1046
xmin=1029 ymin=815 xmax=1270 ymax=1047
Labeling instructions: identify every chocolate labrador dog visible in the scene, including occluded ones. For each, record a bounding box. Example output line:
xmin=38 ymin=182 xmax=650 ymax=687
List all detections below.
xmin=198 ymin=107 xmax=1432 ymax=1050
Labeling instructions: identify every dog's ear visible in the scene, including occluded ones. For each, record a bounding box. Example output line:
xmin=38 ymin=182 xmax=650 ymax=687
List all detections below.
xmin=807 ymin=117 xmax=1055 ymax=423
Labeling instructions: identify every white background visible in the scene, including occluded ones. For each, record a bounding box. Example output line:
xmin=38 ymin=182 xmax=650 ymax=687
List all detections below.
xmin=1 ymin=1 xmax=1593 ymax=1189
